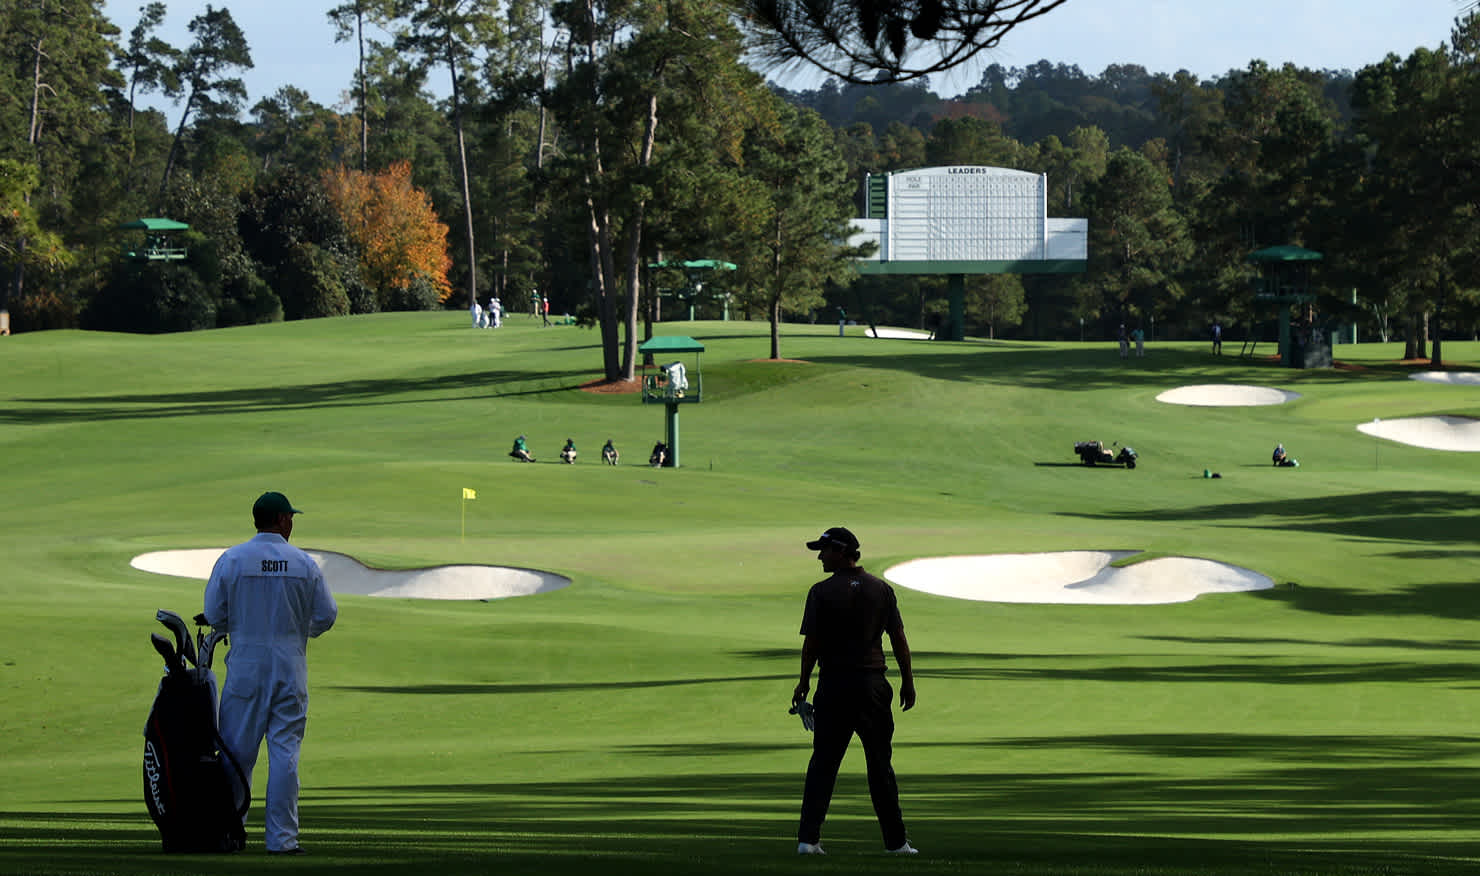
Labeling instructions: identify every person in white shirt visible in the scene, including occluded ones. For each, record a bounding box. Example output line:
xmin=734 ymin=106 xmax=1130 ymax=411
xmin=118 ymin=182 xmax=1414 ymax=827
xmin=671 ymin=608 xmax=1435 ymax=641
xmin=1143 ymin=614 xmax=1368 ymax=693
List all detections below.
xmin=203 ymin=492 xmax=337 ymax=855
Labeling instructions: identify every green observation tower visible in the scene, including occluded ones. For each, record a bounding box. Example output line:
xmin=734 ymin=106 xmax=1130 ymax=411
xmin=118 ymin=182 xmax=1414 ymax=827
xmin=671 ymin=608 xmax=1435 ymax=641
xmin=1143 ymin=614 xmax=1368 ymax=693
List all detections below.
xmin=1248 ymin=244 xmax=1326 ymax=368
xmin=120 ymin=218 xmax=190 ymax=262
xmin=649 ymin=259 xmax=738 ymax=321
xmin=638 ymin=335 xmax=704 ymax=468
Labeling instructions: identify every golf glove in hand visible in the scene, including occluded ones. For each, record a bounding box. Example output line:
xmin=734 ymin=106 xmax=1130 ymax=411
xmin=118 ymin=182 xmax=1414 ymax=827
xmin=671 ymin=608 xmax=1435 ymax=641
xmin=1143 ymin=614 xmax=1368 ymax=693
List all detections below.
xmin=789 ymin=700 xmax=816 ymax=732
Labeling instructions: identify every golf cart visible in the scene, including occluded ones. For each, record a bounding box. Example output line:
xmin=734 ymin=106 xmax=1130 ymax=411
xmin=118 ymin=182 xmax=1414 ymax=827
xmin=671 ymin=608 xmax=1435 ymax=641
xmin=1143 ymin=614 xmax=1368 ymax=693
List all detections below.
xmin=1075 ymin=440 xmax=1138 ymax=469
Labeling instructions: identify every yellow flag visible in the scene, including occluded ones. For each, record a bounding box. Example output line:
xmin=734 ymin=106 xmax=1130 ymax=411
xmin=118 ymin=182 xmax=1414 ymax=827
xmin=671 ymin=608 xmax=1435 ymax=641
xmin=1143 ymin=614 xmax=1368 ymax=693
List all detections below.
xmin=462 ymin=487 xmax=477 ymax=500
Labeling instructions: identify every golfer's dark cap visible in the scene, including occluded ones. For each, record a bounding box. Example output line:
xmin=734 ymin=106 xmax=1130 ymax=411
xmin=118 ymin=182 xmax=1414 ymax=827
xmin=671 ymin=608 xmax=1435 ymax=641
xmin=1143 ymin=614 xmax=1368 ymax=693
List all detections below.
xmin=807 ymin=527 xmax=859 ymax=552
xmin=253 ymin=491 xmax=302 ymax=515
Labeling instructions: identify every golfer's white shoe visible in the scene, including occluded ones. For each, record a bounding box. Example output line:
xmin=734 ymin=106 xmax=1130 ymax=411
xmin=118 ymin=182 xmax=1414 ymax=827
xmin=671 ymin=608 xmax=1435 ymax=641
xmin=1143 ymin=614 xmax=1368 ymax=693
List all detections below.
xmin=797 ymin=842 xmax=825 ymax=855
xmin=887 ymin=842 xmax=919 ymax=855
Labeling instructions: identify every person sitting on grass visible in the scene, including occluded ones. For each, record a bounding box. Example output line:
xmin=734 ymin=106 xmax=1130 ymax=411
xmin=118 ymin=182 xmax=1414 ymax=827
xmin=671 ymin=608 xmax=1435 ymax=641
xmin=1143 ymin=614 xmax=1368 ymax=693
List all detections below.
xmin=1272 ymin=443 xmax=1298 ymax=467
xmin=602 ymin=439 xmax=619 ymax=465
xmin=509 ymin=435 xmax=535 ymax=463
xmin=560 ymin=438 xmax=578 ymax=464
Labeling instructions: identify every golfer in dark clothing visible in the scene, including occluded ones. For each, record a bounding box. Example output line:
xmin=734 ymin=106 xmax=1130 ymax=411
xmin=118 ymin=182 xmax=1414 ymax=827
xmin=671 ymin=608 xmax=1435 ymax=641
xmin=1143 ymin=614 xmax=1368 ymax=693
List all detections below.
xmin=793 ymin=526 xmax=917 ymax=856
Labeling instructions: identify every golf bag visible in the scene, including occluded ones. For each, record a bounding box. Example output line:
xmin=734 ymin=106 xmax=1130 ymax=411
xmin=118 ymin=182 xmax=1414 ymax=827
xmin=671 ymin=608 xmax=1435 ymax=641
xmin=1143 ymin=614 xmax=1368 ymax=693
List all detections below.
xmin=142 ymin=610 xmax=249 ymax=853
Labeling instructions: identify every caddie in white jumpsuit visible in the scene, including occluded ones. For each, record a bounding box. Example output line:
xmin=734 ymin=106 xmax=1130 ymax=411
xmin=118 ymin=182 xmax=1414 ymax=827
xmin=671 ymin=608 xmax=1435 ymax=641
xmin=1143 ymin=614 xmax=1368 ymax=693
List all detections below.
xmin=204 ymin=491 xmax=337 ymax=855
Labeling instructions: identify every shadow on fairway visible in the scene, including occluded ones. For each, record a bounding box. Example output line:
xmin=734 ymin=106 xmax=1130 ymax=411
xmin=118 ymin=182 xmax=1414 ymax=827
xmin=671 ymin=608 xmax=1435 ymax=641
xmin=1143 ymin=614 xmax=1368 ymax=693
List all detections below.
xmin=912 ymin=655 xmax=1480 ymax=684
xmin=331 ymin=673 xmax=792 ymax=696
xmin=1246 ymin=579 xmax=1480 ymax=620
xmin=1 ymin=367 xmax=595 ymax=424
xmin=1062 ymin=489 xmax=1480 ymax=547
xmin=801 ymin=346 xmax=1402 ymax=393
xmin=735 ymin=647 xmax=1105 ymax=662
xmin=1388 ymin=548 xmax=1480 ymax=560
xmin=1140 ymin=633 xmax=1480 ymax=652
xmin=736 ymin=647 xmax=1480 ymax=685
xmin=13 ymin=742 xmax=1480 ymax=876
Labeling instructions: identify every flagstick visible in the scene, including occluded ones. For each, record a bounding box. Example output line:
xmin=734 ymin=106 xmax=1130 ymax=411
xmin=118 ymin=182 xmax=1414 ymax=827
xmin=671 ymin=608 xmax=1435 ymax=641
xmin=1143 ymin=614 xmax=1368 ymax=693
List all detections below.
xmin=461 ymin=495 xmax=466 ymax=542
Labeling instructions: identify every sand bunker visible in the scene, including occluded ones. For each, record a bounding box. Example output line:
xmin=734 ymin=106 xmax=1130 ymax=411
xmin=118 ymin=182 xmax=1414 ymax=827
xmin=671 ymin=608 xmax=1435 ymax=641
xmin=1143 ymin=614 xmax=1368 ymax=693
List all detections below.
xmin=1410 ymin=371 xmax=1480 ymax=386
xmin=884 ymin=551 xmax=1273 ymax=605
xmin=1355 ymin=416 xmax=1480 ymax=452
xmin=1156 ymin=385 xmax=1300 ymax=406
xmin=130 ymin=548 xmax=570 ymax=600
xmin=867 ymin=326 xmax=932 ymax=339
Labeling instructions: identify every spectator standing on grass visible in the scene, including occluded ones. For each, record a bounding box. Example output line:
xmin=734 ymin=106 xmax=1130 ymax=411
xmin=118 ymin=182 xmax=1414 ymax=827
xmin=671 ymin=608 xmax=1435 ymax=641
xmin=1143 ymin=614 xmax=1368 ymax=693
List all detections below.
xmin=793 ymin=526 xmax=918 ymax=857
xmin=1133 ymin=326 xmax=1145 ymax=357
xmin=1118 ymin=324 xmax=1129 ymax=358
xmin=1213 ymin=322 xmax=1223 ymax=355
xmin=203 ymin=492 xmax=337 ymax=856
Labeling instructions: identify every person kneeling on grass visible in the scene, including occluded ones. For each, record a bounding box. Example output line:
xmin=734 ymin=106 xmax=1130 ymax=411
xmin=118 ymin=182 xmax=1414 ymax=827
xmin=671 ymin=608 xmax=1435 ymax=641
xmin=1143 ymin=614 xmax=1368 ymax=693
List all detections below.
xmin=1272 ymin=443 xmax=1298 ymax=467
xmin=602 ymin=439 xmax=619 ymax=465
xmin=649 ymin=441 xmax=667 ymax=467
xmin=509 ymin=435 xmax=535 ymax=463
xmin=561 ymin=438 xmax=578 ymax=464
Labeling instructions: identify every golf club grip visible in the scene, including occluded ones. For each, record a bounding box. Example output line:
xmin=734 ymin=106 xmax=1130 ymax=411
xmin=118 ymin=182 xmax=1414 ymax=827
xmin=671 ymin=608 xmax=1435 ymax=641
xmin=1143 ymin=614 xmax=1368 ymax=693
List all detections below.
xmin=150 ymin=633 xmax=185 ymax=676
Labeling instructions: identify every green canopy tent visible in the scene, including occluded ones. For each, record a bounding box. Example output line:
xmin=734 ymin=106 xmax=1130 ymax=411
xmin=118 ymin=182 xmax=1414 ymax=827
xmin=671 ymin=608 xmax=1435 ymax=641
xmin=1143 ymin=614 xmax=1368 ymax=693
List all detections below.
xmin=1248 ymin=245 xmax=1324 ymax=367
xmin=119 ymin=218 xmax=190 ymax=262
xmin=649 ymin=260 xmax=737 ymax=320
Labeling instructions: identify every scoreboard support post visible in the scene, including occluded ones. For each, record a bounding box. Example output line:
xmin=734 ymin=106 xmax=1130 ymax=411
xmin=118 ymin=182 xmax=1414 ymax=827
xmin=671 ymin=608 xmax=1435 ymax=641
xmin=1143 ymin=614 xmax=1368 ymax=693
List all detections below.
xmin=948 ymin=273 xmax=965 ymax=342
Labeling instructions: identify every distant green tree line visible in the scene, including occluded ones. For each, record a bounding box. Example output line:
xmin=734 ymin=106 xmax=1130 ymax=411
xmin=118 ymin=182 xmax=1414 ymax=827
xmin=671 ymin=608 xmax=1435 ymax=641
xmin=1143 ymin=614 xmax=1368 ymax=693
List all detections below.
xmin=3 ymin=2 xmax=1479 ymax=365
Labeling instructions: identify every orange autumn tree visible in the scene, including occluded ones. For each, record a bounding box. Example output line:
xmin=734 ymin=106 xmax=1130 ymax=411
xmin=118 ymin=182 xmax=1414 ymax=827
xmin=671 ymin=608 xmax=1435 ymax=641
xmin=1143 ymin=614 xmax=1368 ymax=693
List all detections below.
xmin=324 ymin=161 xmax=453 ymax=307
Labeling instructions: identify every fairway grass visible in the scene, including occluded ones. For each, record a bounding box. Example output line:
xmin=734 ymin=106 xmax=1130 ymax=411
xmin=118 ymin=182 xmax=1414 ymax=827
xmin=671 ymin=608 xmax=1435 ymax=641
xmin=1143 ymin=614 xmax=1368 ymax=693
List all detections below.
xmin=3 ymin=316 xmax=1480 ymax=875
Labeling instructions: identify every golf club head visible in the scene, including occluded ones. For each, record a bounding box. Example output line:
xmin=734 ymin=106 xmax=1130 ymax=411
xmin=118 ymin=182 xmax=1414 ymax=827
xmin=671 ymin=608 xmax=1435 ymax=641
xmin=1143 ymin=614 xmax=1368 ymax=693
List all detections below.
xmin=155 ymin=610 xmax=196 ymax=667
xmin=197 ymin=631 xmax=227 ymax=670
xmin=150 ymin=632 xmax=186 ymax=677
xmin=788 ymin=700 xmax=816 ymax=732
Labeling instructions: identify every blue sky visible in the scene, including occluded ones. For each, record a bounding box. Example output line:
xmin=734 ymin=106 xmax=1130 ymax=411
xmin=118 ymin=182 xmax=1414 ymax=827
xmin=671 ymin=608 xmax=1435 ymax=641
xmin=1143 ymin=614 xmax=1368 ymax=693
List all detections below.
xmin=103 ymin=0 xmax=1469 ymax=116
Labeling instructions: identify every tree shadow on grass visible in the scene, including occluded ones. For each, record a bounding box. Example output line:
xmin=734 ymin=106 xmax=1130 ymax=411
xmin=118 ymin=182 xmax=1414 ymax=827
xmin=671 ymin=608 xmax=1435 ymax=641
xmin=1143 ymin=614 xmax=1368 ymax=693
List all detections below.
xmin=1060 ymin=489 xmax=1480 ymax=547
xmin=737 ymin=647 xmax=1138 ymax=663
xmin=1388 ymin=549 xmax=1480 ymax=561
xmin=801 ymin=346 xmax=1399 ymax=394
xmin=12 ymin=734 xmax=1480 ymax=876
xmin=1240 ymin=579 xmax=1480 ymax=621
xmin=741 ymin=647 xmax=1480 ymax=686
xmin=1139 ymin=634 xmax=1480 ymax=652
xmin=1 ymin=368 xmax=595 ymax=425
xmin=915 ymin=656 xmax=1480 ymax=685
xmin=331 ymin=673 xmax=792 ymax=696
